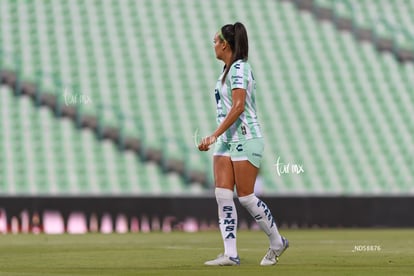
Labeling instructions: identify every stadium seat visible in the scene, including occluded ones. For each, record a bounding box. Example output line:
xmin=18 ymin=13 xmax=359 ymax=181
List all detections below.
xmin=0 ymin=86 xmax=191 ymax=195
xmin=315 ymin=0 xmax=414 ymax=50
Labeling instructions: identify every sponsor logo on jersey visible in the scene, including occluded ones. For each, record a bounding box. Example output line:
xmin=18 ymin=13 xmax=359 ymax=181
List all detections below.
xmin=236 ymin=144 xmax=243 ymax=152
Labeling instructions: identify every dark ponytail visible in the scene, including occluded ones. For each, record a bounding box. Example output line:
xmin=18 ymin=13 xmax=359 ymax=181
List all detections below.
xmin=220 ymin=22 xmax=249 ymax=84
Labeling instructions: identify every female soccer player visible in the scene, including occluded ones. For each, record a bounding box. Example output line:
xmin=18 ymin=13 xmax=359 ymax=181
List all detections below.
xmin=198 ymin=22 xmax=289 ymax=266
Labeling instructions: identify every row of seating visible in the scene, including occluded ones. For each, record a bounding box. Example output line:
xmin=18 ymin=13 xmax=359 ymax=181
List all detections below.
xmin=1 ymin=86 xmax=205 ymax=195
xmin=315 ymin=0 xmax=414 ymax=50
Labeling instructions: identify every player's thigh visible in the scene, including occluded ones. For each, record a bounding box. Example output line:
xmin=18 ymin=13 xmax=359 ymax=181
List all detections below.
xmin=213 ymin=155 xmax=235 ymax=190
xmin=233 ymin=160 xmax=259 ymax=197
xmin=230 ymin=138 xmax=264 ymax=197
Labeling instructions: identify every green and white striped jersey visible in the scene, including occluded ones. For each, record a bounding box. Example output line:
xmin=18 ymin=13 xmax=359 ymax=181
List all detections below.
xmin=214 ymin=59 xmax=262 ymax=142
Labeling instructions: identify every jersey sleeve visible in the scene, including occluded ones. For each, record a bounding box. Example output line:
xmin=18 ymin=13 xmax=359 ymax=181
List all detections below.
xmin=229 ymin=61 xmax=248 ymax=90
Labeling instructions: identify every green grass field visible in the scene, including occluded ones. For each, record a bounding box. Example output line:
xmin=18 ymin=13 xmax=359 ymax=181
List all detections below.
xmin=0 ymin=229 xmax=413 ymax=275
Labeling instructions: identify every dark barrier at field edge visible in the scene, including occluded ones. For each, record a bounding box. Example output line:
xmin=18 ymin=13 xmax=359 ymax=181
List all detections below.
xmin=0 ymin=196 xmax=413 ymax=230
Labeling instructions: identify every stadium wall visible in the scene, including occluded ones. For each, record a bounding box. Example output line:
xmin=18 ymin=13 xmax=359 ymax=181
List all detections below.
xmin=1 ymin=196 xmax=413 ymax=232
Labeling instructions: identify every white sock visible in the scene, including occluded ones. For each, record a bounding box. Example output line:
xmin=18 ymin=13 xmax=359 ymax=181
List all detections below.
xmin=215 ymin=187 xmax=238 ymax=258
xmin=239 ymin=193 xmax=283 ymax=250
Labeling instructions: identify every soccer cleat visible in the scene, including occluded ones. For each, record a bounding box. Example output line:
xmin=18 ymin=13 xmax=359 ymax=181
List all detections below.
xmin=260 ymin=236 xmax=289 ymax=266
xmin=204 ymin=253 xmax=240 ymax=266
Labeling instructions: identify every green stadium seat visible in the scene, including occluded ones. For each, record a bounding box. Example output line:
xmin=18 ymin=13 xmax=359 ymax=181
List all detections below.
xmin=0 ymin=86 xmax=191 ymax=195
xmin=316 ymin=0 xmax=414 ymax=50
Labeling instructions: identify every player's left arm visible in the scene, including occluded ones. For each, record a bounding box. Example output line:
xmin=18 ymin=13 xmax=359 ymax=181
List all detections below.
xmin=198 ymin=88 xmax=245 ymax=151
